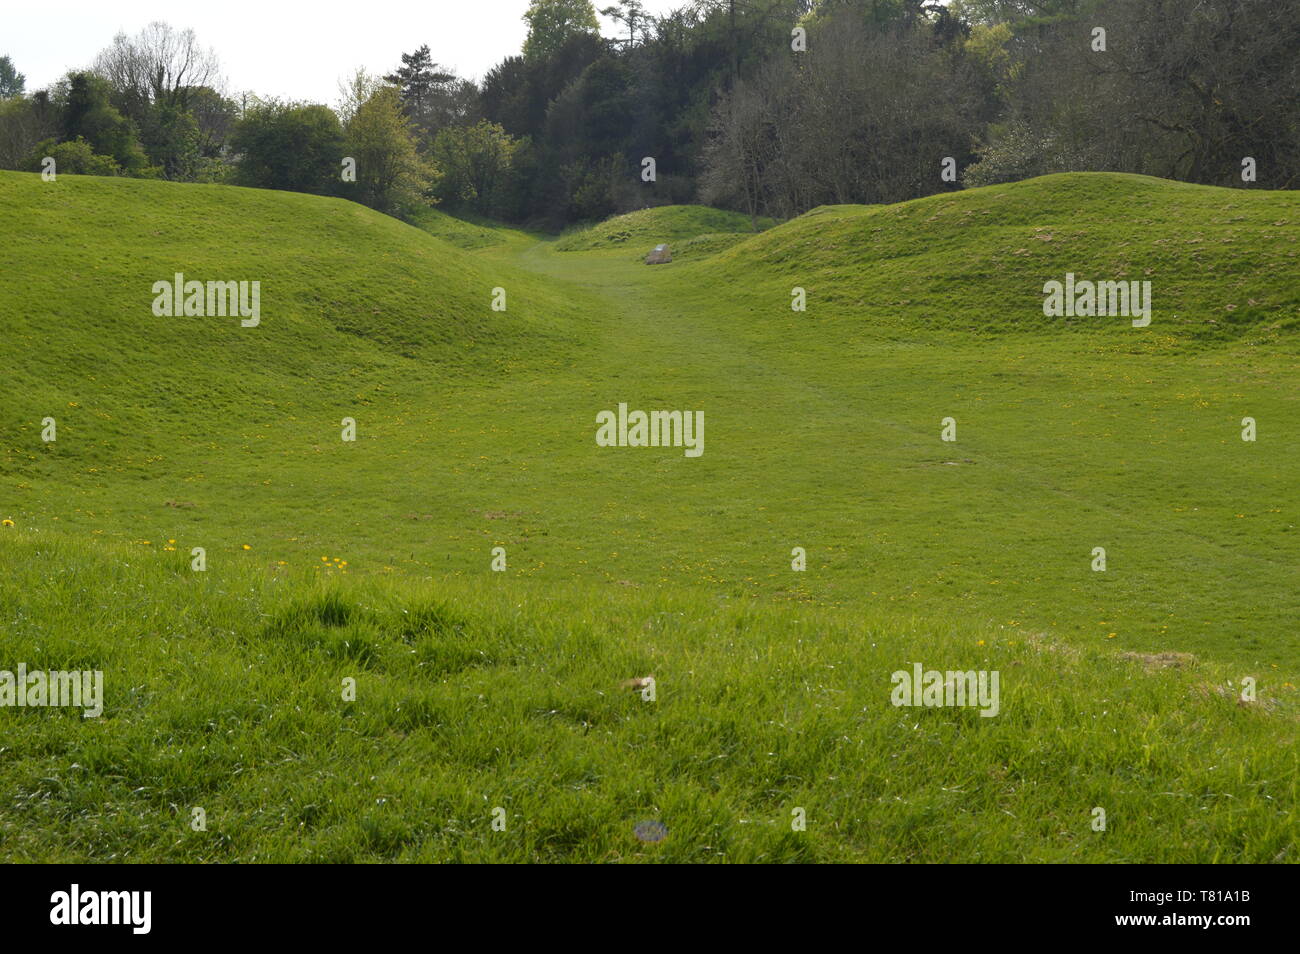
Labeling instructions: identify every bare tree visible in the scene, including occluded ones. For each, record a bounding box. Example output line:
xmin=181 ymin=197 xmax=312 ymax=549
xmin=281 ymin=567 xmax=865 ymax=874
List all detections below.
xmin=967 ymin=0 xmax=1300 ymax=189
xmin=703 ymin=12 xmax=986 ymax=218
xmin=0 ymin=91 xmax=57 ymax=169
xmin=701 ymin=78 xmax=773 ymax=226
xmin=93 ymin=22 xmax=222 ymax=118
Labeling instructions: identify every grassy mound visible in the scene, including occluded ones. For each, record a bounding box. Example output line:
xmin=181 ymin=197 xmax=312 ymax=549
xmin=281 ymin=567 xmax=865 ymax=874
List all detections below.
xmin=555 ymin=204 xmax=773 ymax=252
xmin=408 ymin=206 xmax=516 ymax=250
xmin=0 ymin=170 xmax=584 ymax=486
xmin=693 ymin=173 xmax=1300 ymax=344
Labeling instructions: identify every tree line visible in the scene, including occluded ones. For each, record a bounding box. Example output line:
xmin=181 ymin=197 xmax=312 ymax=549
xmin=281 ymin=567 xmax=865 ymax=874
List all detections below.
xmin=1 ymin=0 xmax=1295 ymax=228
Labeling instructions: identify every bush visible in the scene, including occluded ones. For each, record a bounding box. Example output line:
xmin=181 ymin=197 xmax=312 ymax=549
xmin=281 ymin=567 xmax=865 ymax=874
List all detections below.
xmin=230 ymin=100 xmax=345 ymax=195
xmin=27 ymin=137 xmax=121 ymax=176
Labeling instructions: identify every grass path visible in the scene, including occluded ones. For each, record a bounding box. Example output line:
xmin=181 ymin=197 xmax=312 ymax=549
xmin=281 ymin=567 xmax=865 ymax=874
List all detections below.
xmin=454 ymin=231 xmax=1300 ymax=671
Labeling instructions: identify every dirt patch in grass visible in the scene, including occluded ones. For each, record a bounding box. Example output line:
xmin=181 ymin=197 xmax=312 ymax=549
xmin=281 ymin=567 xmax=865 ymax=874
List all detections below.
xmin=1120 ymin=651 xmax=1198 ymax=670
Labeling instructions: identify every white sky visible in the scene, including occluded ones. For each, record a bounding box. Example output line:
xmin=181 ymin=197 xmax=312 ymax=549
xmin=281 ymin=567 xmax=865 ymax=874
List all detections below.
xmin=5 ymin=0 xmax=691 ymax=106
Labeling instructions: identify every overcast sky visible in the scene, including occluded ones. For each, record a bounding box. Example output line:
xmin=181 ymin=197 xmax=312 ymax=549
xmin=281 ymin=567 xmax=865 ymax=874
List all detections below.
xmin=5 ymin=0 xmax=690 ymax=106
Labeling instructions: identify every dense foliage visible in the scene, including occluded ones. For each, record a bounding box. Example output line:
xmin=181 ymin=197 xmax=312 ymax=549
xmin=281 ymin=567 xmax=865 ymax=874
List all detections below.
xmin=1 ymin=0 xmax=1295 ymax=226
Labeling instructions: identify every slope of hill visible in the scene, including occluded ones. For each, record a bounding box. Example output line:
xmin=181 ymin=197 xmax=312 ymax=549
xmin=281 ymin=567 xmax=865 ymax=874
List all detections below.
xmin=692 ymin=173 xmax=1300 ymax=345
xmin=555 ymin=204 xmax=773 ymax=251
xmin=0 ymin=170 xmax=584 ymax=483
xmin=407 ymin=205 xmax=526 ymax=250
xmin=0 ymin=172 xmax=580 ymax=369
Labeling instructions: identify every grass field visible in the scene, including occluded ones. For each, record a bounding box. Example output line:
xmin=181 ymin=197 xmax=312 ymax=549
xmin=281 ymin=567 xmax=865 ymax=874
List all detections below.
xmin=1 ymin=170 xmax=1296 ymax=862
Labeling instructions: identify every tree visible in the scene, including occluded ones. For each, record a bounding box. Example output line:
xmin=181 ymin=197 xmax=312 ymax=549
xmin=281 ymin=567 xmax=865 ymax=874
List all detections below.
xmin=523 ymin=0 xmax=602 ymax=61
xmin=93 ymin=22 xmax=221 ymax=119
xmin=384 ymin=45 xmax=447 ymax=131
xmin=187 ymin=86 xmax=238 ymax=159
xmin=0 ymin=56 xmax=25 ymax=99
xmin=89 ymin=23 xmax=229 ymax=179
xmin=141 ymin=103 xmax=202 ymax=180
xmin=0 ymin=93 xmax=57 ymax=170
xmin=700 ymin=78 xmax=771 ymax=229
xmin=61 ymin=72 xmax=149 ymax=174
xmin=430 ymin=121 xmax=522 ymax=216
xmin=341 ymin=71 xmax=436 ymax=215
xmin=701 ymin=11 xmax=987 ymax=217
xmin=965 ymin=0 xmax=1300 ymax=189
xmin=481 ymin=29 xmax=604 ymax=140
xmin=27 ymin=137 xmax=121 ymax=176
xmin=600 ymin=0 xmax=648 ymax=48
xmin=383 ymin=45 xmax=478 ymax=139
xmin=577 ymin=56 xmax=633 ymax=158
xmin=480 ymin=56 xmax=537 ymax=136
xmin=231 ymin=100 xmax=345 ymax=194
xmin=948 ymin=0 xmax=1085 ymax=26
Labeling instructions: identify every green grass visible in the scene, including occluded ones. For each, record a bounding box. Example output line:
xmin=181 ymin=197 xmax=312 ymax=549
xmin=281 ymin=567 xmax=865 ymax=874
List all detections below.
xmin=0 ymin=531 xmax=1293 ymax=862
xmin=554 ymin=203 xmax=773 ymax=252
xmin=695 ymin=174 xmax=1298 ymax=344
xmin=407 ymin=204 xmax=536 ymax=251
xmin=1 ymin=169 xmax=1297 ymax=862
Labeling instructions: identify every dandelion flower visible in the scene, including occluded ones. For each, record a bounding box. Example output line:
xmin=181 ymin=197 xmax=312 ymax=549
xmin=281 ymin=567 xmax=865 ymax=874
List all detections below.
xmin=1 ymin=519 xmax=13 ymax=527
xmin=242 ymin=544 xmax=251 ymax=550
